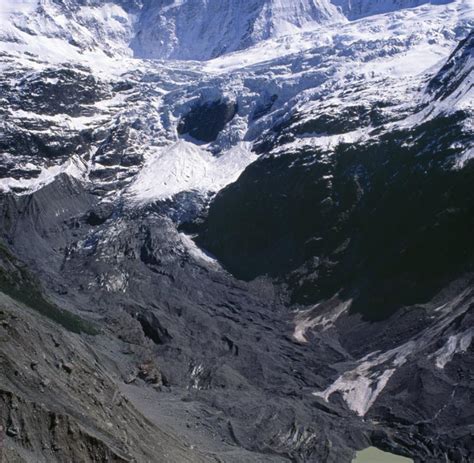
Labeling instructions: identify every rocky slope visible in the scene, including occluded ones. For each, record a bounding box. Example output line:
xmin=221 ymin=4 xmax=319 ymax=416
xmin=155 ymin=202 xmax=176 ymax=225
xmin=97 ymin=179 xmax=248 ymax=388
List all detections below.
xmin=0 ymin=0 xmax=473 ymax=462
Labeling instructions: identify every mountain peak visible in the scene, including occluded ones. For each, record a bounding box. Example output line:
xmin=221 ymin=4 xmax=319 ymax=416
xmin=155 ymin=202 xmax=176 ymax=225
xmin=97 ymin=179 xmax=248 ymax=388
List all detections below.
xmin=132 ymin=0 xmax=342 ymax=60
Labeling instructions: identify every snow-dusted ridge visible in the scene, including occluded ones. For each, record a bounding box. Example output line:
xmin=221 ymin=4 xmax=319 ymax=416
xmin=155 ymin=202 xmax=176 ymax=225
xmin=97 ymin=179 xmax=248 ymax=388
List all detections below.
xmin=0 ymin=155 xmax=88 ymax=194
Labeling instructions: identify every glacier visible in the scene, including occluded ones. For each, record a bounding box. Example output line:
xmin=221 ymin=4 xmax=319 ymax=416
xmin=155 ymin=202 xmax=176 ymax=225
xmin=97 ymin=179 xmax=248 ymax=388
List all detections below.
xmin=0 ymin=0 xmax=473 ymax=461
xmin=1 ymin=0 xmax=472 ymax=199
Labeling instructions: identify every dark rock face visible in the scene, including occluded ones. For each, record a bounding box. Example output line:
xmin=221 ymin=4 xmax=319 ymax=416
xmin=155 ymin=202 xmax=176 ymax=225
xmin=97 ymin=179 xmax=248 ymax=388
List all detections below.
xmin=0 ymin=124 xmax=92 ymax=171
xmin=427 ymin=31 xmax=473 ymax=101
xmin=197 ymin=111 xmax=474 ymax=320
xmin=253 ymin=100 xmax=402 ymax=155
xmin=177 ymin=99 xmax=238 ymax=142
xmin=0 ymin=66 xmax=109 ymax=188
xmin=6 ymin=67 xmax=110 ymax=117
xmin=134 ymin=311 xmax=172 ymax=345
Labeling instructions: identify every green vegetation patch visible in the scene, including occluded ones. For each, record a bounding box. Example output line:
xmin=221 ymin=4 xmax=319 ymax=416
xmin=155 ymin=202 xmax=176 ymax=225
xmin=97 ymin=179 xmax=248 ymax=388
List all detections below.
xmin=0 ymin=244 xmax=97 ymax=335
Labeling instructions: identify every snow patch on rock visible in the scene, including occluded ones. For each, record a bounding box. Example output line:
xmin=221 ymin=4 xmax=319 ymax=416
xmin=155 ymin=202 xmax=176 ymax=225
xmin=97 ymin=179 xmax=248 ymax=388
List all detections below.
xmin=179 ymin=233 xmax=220 ymax=268
xmin=434 ymin=330 xmax=473 ymax=368
xmin=293 ymin=298 xmax=352 ymax=343
xmin=313 ymin=342 xmax=414 ymax=416
xmin=0 ymin=155 xmax=88 ymax=194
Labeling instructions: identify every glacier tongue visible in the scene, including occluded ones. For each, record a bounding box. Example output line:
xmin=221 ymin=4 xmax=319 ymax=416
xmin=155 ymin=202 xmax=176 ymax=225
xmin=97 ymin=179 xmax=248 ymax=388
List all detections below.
xmin=127 ymin=141 xmax=257 ymax=203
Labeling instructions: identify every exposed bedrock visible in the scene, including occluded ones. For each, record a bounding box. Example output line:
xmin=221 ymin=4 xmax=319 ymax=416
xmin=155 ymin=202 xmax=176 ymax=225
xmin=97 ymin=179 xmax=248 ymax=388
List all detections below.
xmin=177 ymin=99 xmax=239 ymax=143
xmin=197 ymin=111 xmax=474 ymax=320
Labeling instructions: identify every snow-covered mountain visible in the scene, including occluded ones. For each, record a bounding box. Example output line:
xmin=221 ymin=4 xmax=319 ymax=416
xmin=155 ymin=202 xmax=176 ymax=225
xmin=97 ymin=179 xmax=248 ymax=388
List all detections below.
xmin=132 ymin=0 xmax=342 ymax=60
xmin=1 ymin=0 xmax=471 ymax=197
xmin=0 ymin=0 xmax=473 ymax=462
xmin=1 ymin=0 xmax=467 ymax=60
xmin=134 ymin=0 xmax=461 ymax=59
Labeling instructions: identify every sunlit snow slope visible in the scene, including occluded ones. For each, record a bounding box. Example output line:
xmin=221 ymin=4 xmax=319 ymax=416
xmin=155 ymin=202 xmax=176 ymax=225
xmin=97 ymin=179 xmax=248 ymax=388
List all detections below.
xmin=1 ymin=0 xmax=468 ymax=60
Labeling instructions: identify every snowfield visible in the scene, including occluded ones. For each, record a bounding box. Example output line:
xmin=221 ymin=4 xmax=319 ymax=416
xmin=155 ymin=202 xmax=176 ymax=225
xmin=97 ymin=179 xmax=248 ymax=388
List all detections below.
xmin=0 ymin=0 xmax=472 ymax=199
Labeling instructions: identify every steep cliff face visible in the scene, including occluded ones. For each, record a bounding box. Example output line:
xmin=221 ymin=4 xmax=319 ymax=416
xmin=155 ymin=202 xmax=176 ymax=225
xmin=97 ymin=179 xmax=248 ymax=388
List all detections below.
xmin=1 ymin=0 xmax=462 ymax=60
xmin=131 ymin=0 xmax=342 ymax=60
xmin=133 ymin=0 xmax=461 ymax=59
